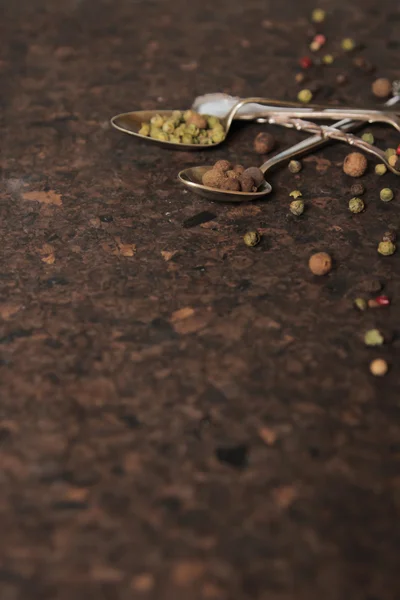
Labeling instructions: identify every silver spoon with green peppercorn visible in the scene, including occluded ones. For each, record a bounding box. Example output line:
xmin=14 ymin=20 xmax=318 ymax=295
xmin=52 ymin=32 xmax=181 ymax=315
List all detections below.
xmin=111 ymin=97 xmax=400 ymax=150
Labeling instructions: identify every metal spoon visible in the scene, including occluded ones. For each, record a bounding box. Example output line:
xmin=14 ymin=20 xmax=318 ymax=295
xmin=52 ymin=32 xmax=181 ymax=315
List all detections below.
xmin=178 ymin=93 xmax=400 ymax=203
xmin=111 ymin=97 xmax=400 ymax=150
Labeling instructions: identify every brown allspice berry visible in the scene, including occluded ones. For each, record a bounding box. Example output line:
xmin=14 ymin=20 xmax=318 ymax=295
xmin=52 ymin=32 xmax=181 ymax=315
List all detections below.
xmin=221 ymin=178 xmax=241 ymax=192
xmin=372 ymin=77 xmax=392 ymax=98
xmin=239 ymin=174 xmax=257 ymax=192
xmin=226 ymin=169 xmax=240 ymax=180
xmin=382 ymin=230 xmax=397 ymax=243
xmin=202 ymin=169 xmax=227 ymax=188
xmin=213 ymin=159 xmax=232 ymax=172
xmin=350 ymin=182 xmax=365 ymax=196
xmin=254 ymin=132 xmax=275 ymax=154
xmin=343 ymin=152 xmax=368 ymax=177
xmin=309 ymin=252 xmax=332 ymax=276
xmin=242 ymin=167 xmax=264 ymax=187
xmin=233 ymin=164 xmax=245 ymax=175
xmin=186 ymin=113 xmax=207 ymax=129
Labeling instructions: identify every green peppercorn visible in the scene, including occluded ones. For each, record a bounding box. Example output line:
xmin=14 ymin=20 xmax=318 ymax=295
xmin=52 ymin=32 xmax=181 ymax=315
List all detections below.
xmin=290 ymin=199 xmax=305 ymax=216
xmin=182 ymin=133 xmax=194 ymax=144
xmin=207 ymin=116 xmax=220 ymax=128
xmin=139 ymin=123 xmax=150 ymax=136
xmin=311 ymin=8 xmax=326 ymax=22
xmin=378 ymin=240 xmax=396 ymax=255
xmin=169 ymin=135 xmax=181 ymax=144
xmin=162 ymin=120 xmax=176 ymax=134
xmin=155 ymin=131 xmax=169 ymax=142
xmin=385 ymin=148 xmax=396 ymax=159
xmin=380 ymin=188 xmax=394 ymax=202
xmin=375 ymin=164 xmax=387 ymax=176
xmin=361 ymin=132 xmax=374 ymax=144
xmin=341 ymin=38 xmax=356 ymax=51
xmin=289 ymin=190 xmax=302 ymax=199
xmin=297 ymin=89 xmax=313 ymax=103
xmin=349 ymin=197 xmax=365 ymax=213
xmin=323 ymin=54 xmax=334 ymax=64
xmin=354 ymin=298 xmax=367 ymax=311
xmin=150 ymin=114 xmax=165 ymax=128
xmin=288 ymin=160 xmax=302 ymax=174
xmin=364 ymin=329 xmax=384 ymax=346
xmin=243 ymin=230 xmax=261 ymax=247
xmin=211 ymin=130 xmax=225 ymax=144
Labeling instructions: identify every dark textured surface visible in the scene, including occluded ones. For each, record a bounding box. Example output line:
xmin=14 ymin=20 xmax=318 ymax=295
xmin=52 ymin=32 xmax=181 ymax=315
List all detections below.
xmin=1 ymin=0 xmax=400 ymax=598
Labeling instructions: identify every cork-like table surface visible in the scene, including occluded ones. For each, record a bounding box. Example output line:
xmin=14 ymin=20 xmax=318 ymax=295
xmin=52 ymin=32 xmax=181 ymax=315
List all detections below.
xmin=1 ymin=0 xmax=400 ymax=598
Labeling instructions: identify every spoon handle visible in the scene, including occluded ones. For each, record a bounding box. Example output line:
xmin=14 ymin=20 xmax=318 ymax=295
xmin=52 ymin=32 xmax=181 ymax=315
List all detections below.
xmin=271 ymin=116 xmax=400 ymax=174
xmin=260 ymin=94 xmax=400 ymax=175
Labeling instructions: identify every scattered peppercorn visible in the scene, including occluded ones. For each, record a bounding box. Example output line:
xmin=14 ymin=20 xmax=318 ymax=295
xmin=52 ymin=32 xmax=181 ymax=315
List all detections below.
xmin=314 ymin=34 xmax=326 ymax=46
xmin=309 ymin=252 xmax=332 ymax=276
xmin=375 ymin=164 xmax=387 ymax=176
xmin=372 ymin=78 xmax=392 ymax=98
xmin=373 ymin=295 xmax=390 ymax=306
xmin=388 ymin=155 xmax=399 ymax=168
xmin=243 ymin=230 xmax=261 ymax=247
xmin=288 ymin=160 xmax=302 ymax=173
xmin=295 ymin=72 xmax=306 ymax=84
xmin=354 ymin=298 xmax=367 ymax=311
xmin=298 ymin=89 xmax=313 ymax=103
xmin=349 ymin=197 xmax=365 ymax=213
xmin=369 ymin=358 xmax=388 ymax=376
xmin=310 ymin=40 xmax=321 ymax=52
xmin=382 ymin=230 xmax=397 ymax=243
xmin=361 ymin=132 xmax=374 ymax=144
xmin=350 ymin=182 xmax=365 ymax=196
xmin=289 ymin=190 xmax=302 ymax=199
xmin=378 ymin=240 xmax=396 ymax=256
xmin=341 ymin=38 xmax=356 ymax=51
xmin=299 ymin=56 xmax=312 ymax=69
xmin=385 ymin=148 xmax=396 ymax=159
xmin=336 ymin=73 xmax=348 ymax=85
xmin=290 ymin=199 xmax=305 ymax=216
xmin=364 ymin=329 xmax=384 ymax=346
xmin=322 ymin=54 xmax=334 ymax=64
xmin=253 ymin=132 xmax=275 ymax=154
xmin=311 ymin=8 xmax=326 ymax=22
xmin=380 ymin=188 xmax=394 ymax=202
xmin=343 ymin=152 xmax=368 ymax=177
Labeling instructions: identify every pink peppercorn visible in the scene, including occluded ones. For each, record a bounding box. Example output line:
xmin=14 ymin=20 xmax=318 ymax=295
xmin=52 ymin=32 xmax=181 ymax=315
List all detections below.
xmin=299 ymin=56 xmax=312 ymax=69
xmin=375 ymin=295 xmax=390 ymax=306
xmin=314 ymin=34 xmax=326 ymax=46
xmin=396 ymin=144 xmax=400 ymax=156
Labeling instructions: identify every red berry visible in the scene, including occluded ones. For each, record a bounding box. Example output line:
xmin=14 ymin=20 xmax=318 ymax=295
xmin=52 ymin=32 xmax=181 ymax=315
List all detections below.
xmin=314 ymin=34 xmax=326 ymax=46
xmin=299 ymin=56 xmax=312 ymax=69
xmin=396 ymin=144 xmax=400 ymax=156
xmin=375 ymin=295 xmax=390 ymax=306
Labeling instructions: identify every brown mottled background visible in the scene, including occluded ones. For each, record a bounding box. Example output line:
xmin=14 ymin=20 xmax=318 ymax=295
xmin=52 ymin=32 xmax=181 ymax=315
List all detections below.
xmin=1 ymin=0 xmax=400 ymax=598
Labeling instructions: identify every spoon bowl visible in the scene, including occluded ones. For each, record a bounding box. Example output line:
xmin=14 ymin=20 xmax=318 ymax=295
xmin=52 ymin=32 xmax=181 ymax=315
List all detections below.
xmin=178 ymin=166 xmax=272 ymax=202
xmin=111 ymin=110 xmax=230 ymax=150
